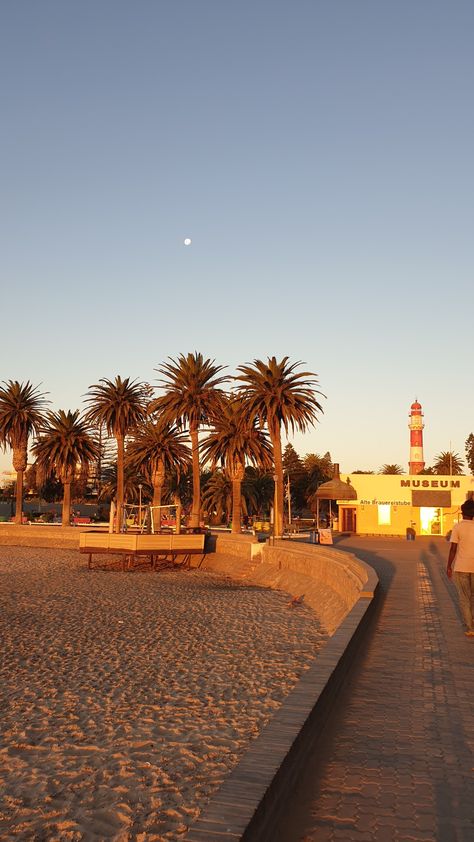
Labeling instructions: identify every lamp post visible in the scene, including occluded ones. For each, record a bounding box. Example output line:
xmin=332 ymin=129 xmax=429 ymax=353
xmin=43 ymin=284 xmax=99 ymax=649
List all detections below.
xmin=138 ymin=483 xmax=143 ymax=528
xmin=273 ymin=473 xmax=279 ymax=538
xmin=286 ymin=473 xmax=291 ymax=527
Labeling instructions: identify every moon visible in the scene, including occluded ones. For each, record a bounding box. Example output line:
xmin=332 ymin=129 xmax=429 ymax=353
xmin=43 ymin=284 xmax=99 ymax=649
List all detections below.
xmin=184 ymin=238 xmax=192 ymax=246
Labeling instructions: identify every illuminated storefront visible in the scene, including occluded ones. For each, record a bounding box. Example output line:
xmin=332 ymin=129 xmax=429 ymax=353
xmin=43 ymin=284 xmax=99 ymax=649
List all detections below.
xmin=337 ymin=474 xmax=474 ymax=537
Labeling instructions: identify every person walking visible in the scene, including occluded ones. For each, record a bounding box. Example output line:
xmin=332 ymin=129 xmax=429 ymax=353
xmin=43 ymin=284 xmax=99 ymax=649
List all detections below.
xmin=447 ymin=498 xmax=474 ymax=637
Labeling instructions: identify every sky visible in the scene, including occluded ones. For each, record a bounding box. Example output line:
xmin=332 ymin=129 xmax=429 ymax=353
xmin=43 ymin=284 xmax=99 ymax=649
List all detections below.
xmin=1 ymin=1 xmax=473 ymax=475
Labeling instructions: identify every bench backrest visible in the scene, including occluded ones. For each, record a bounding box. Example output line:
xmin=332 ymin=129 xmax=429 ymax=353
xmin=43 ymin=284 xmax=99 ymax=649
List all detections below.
xmin=79 ymin=532 xmax=206 ymax=553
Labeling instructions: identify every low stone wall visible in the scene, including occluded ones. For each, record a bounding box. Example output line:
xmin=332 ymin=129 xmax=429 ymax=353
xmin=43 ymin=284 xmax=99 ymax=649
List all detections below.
xmin=0 ymin=523 xmax=84 ymax=549
xmin=202 ymin=534 xmax=377 ymax=636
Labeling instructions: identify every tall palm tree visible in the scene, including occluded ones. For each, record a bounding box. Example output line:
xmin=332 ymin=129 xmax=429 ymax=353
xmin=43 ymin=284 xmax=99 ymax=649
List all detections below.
xmin=201 ymin=395 xmax=273 ymax=533
xmin=32 ymin=410 xmax=99 ymax=526
xmin=84 ymin=377 xmax=149 ymax=531
xmin=0 ymin=380 xmax=48 ymax=524
xmin=150 ymin=353 xmax=228 ymax=528
xmin=432 ymin=451 xmax=464 ymax=475
xmin=236 ymin=357 xmax=324 ymax=536
xmin=379 ymin=464 xmax=404 ymax=475
xmin=126 ymin=417 xmax=191 ymax=511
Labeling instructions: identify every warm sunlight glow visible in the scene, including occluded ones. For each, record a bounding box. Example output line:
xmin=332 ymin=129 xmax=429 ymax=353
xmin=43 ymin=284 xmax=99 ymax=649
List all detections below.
xmin=377 ymin=504 xmax=391 ymax=526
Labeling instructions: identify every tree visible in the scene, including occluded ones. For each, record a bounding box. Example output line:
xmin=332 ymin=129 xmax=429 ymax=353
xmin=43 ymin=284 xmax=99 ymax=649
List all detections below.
xmin=236 ymin=357 xmax=324 ymax=536
xmin=150 ymin=353 xmax=228 ymax=528
xmin=282 ymin=443 xmax=308 ymax=514
xmin=0 ymin=380 xmax=48 ymax=524
xmin=201 ymin=395 xmax=273 ymax=533
xmin=98 ymin=461 xmax=150 ymax=506
xmin=432 ymin=451 xmax=464 ymax=475
xmin=38 ymin=476 xmax=63 ymax=503
xmin=162 ymin=467 xmax=193 ymax=513
xmin=201 ymin=470 xmax=232 ymax=525
xmin=465 ymin=434 xmax=474 ymax=474
xmin=241 ymin=467 xmax=274 ymax=520
xmin=303 ymin=452 xmax=333 ymax=497
xmin=379 ymin=464 xmax=404 ymax=474
xmin=126 ymin=417 xmax=191 ymax=511
xmin=32 ymin=410 xmax=99 ymax=526
xmin=84 ymin=377 xmax=149 ymax=532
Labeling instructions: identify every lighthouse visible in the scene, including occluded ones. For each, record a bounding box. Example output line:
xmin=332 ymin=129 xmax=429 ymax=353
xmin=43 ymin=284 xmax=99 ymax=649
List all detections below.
xmin=408 ymin=399 xmax=425 ymax=474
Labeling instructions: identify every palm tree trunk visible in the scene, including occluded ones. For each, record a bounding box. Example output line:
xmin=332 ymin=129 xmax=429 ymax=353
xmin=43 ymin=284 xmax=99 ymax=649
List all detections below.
xmin=231 ymin=478 xmax=242 ymax=533
xmin=230 ymin=461 xmax=245 ymax=534
xmin=12 ymin=445 xmax=27 ymax=525
xmin=14 ymin=470 xmax=24 ymax=524
xmin=62 ymin=480 xmax=72 ymax=527
xmin=152 ymin=480 xmax=163 ymax=508
xmin=152 ymin=460 xmax=165 ymax=507
xmin=190 ymin=424 xmax=200 ymax=528
xmin=270 ymin=424 xmax=284 ymax=537
xmin=116 ymin=433 xmax=125 ymax=533
xmin=152 ymin=461 xmax=165 ymax=531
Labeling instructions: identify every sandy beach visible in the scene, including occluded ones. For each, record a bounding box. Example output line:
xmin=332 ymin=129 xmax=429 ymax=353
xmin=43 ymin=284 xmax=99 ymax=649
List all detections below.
xmin=0 ymin=547 xmax=328 ymax=841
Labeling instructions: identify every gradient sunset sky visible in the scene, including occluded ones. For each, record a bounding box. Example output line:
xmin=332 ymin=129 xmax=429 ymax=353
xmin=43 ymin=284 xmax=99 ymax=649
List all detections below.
xmin=1 ymin=1 xmax=473 ymax=474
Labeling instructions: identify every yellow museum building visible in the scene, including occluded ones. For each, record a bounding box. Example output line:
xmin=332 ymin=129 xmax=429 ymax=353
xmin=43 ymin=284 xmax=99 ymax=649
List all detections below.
xmin=337 ymin=473 xmax=474 ymax=537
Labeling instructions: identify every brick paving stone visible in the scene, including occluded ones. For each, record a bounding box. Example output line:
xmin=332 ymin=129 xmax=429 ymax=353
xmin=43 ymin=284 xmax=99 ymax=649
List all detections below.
xmin=277 ymin=537 xmax=474 ymax=842
xmin=373 ymin=828 xmax=398 ymax=842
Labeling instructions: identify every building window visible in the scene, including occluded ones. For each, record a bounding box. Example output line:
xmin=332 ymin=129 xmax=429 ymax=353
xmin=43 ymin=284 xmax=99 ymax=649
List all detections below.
xmin=378 ymin=504 xmax=391 ymax=525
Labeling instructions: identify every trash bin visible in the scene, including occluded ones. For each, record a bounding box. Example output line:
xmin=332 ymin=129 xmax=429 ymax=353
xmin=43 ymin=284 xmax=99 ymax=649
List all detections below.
xmin=309 ymin=529 xmax=319 ymax=544
xmin=406 ymin=527 xmax=416 ymax=541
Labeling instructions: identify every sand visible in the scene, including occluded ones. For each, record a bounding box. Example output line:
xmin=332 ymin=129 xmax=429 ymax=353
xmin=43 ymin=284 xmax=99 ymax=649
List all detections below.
xmin=0 ymin=547 xmax=328 ymax=841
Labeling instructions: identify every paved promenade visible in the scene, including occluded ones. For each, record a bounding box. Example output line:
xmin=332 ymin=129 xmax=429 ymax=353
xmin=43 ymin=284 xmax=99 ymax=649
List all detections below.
xmin=277 ymin=536 xmax=474 ymax=842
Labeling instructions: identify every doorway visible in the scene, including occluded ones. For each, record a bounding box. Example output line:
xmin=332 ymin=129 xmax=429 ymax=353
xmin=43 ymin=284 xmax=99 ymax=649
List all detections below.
xmin=419 ymin=507 xmax=442 ymax=535
xmin=342 ymin=508 xmax=357 ymax=532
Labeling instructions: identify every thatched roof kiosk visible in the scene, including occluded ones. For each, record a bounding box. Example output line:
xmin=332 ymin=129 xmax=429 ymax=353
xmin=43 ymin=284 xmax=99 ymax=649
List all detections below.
xmin=311 ymin=464 xmax=357 ymax=526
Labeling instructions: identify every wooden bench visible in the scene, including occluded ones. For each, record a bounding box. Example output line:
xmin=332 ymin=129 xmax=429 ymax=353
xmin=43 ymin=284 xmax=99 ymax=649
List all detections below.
xmin=79 ymin=531 xmax=207 ymax=570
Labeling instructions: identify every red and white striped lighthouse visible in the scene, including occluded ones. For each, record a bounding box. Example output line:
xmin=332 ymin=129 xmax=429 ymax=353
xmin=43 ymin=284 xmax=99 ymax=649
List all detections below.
xmin=408 ymin=399 xmax=425 ymax=474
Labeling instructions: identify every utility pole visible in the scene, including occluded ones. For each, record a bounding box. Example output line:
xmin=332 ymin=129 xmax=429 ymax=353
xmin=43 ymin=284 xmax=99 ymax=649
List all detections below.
xmin=286 ymin=473 xmax=291 ymax=526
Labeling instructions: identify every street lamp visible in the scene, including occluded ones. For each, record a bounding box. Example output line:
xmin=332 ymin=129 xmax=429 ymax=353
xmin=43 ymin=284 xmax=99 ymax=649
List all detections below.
xmin=273 ymin=473 xmax=279 ymax=538
xmin=138 ymin=483 xmax=143 ymax=528
xmin=285 ymin=473 xmax=291 ymax=527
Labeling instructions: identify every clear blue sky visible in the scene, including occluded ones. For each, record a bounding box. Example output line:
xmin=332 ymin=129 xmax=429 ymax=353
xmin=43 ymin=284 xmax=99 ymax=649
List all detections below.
xmin=1 ymin=1 xmax=473 ymax=474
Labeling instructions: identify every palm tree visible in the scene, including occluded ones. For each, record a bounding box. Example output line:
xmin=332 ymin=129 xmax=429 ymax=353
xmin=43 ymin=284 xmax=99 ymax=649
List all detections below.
xmin=379 ymin=464 xmax=404 ymax=475
xmin=0 ymin=380 xmax=48 ymax=524
xmin=150 ymin=353 xmax=228 ymax=528
xmin=84 ymin=377 xmax=149 ymax=531
xmin=241 ymin=466 xmax=274 ymax=520
xmin=201 ymin=469 xmax=232 ymax=525
xmin=236 ymin=357 xmax=324 ymax=536
xmin=201 ymin=395 xmax=273 ymax=533
xmin=162 ymin=467 xmax=193 ymax=513
xmin=126 ymin=417 xmax=191 ymax=512
xmin=303 ymin=452 xmax=334 ymax=497
xmin=32 ymin=410 xmax=99 ymax=526
xmin=432 ymin=451 xmax=464 ymax=475
xmin=99 ymin=461 xmax=150 ymax=506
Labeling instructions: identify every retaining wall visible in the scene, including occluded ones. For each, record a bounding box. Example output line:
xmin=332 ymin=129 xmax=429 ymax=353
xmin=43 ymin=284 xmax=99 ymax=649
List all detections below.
xmin=201 ymin=534 xmax=377 ymax=636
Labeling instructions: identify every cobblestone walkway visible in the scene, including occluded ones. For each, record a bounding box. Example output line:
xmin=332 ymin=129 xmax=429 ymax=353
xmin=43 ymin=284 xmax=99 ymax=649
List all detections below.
xmin=277 ymin=536 xmax=474 ymax=842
